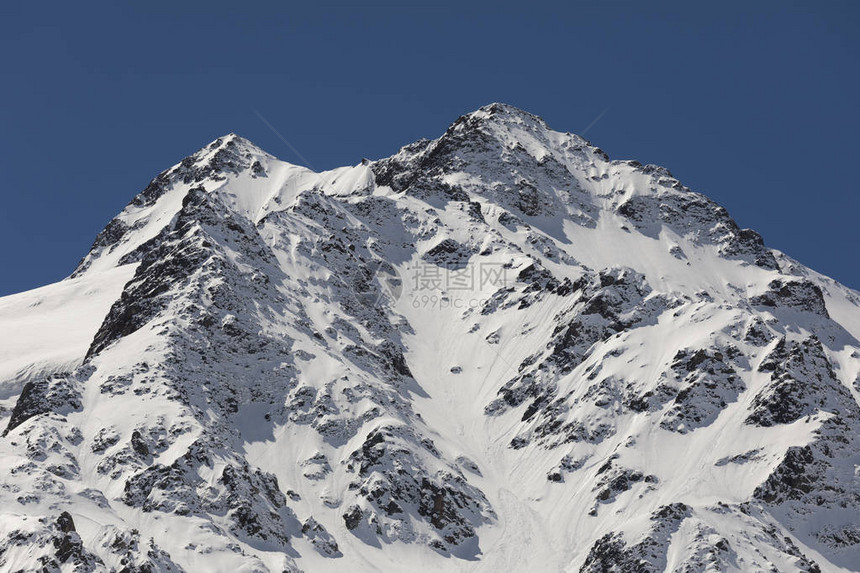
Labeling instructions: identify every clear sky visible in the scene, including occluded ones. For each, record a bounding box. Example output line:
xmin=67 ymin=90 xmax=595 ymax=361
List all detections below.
xmin=1 ymin=1 xmax=858 ymax=295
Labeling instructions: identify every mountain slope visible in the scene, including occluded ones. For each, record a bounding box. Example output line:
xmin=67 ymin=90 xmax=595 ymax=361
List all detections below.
xmin=1 ymin=103 xmax=859 ymax=572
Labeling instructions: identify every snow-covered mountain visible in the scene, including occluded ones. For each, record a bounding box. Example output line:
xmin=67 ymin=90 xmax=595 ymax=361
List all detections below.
xmin=2 ymin=103 xmax=859 ymax=572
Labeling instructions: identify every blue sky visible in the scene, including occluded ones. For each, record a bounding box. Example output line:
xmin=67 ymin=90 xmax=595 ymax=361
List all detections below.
xmin=1 ymin=1 xmax=858 ymax=295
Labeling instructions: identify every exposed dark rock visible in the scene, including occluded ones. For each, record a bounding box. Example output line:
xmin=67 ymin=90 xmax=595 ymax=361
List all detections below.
xmin=747 ymin=336 xmax=845 ymax=427
xmin=750 ymin=279 xmax=830 ymax=317
xmin=579 ymin=503 xmax=689 ymax=572
xmin=4 ymin=375 xmax=82 ymax=436
xmin=660 ymin=347 xmax=745 ymax=433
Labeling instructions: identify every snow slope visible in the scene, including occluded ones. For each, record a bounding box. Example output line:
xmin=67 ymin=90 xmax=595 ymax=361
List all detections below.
xmin=1 ymin=104 xmax=859 ymax=572
xmin=0 ymin=265 xmax=135 ymax=424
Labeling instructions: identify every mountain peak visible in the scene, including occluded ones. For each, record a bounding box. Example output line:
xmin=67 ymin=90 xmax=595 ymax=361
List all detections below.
xmin=6 ymin=106 xmax=860 ymax=572
xmin=201 ymin=132 xmax=272 ymax=160
xmin=471 ymin=102 xmax=547 ymax=123
xmin=444 ymin=102 xmax=553 ymax=138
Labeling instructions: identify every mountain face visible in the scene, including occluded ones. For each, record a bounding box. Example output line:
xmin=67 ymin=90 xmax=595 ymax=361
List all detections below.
xmin=1 ymin=103 xmax=859 ymax=573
